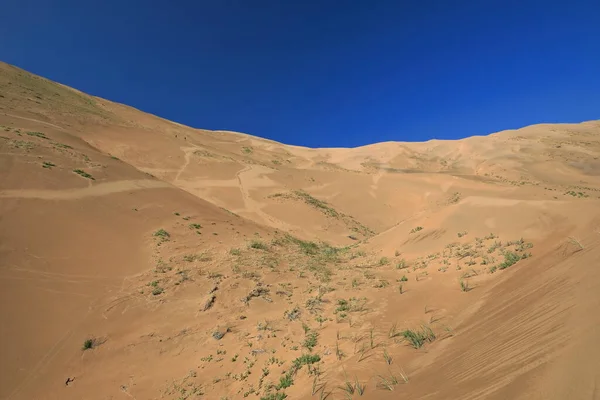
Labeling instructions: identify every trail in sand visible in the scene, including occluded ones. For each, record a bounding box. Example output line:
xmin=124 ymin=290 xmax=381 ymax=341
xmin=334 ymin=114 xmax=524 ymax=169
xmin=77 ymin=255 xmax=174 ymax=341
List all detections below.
xmin=0 ymin=179 xmax=170 ymax=200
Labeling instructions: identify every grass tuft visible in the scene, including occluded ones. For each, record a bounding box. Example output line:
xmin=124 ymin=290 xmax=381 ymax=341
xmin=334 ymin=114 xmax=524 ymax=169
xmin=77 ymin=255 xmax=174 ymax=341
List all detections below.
xmin=401 ymin=325 xmax=436 ymax=349
xmin=249 ymin=240 xmax=269 ymax=251
xmin=82 ymin=338 xmax=94 ymax=350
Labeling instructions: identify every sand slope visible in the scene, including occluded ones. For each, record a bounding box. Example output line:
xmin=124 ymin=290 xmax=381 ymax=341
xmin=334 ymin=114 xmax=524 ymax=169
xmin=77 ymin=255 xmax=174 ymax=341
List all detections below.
xmin=1 ymin=61 xmax=600 ymax=399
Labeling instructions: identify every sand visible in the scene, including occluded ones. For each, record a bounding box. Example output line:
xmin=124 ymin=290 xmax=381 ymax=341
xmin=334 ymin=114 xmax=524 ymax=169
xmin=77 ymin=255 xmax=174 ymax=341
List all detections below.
xmin=1 ymin=61 xmax=599 ymax=399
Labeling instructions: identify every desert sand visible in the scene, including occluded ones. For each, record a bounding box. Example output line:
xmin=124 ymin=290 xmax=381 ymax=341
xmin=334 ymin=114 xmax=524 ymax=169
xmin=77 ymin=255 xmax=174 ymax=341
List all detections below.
xmin=1 ymin=61 xmax=599 ymax=400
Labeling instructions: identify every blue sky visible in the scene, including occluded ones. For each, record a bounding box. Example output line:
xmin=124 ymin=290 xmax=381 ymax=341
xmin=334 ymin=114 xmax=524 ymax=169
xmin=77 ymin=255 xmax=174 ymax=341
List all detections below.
xmin=2 ymin=0 xmax=599 ymax=148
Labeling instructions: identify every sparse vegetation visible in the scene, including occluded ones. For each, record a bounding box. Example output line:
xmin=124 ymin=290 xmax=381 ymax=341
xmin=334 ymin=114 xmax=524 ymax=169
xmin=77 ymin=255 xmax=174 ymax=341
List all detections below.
xmin=276 ymin=372 xmax=294 ymax=389
xmin=303 ymin=331 xmax=319 ymax=351
xmin=249 ymin=240 xmax=269 ymax=250
xmin=294 ymin=190 xmax=339 ymax=218
xmin=152 ymin=287 xmax=164 ymax=295
xmin=26 ymin=131 xmax=48 ymax=139
xmin=401 ymin=326 xmax=436 ymax=349
xmin=42 ymin=161 xmax=55 ymax=169
xmin=334 ymin=297 xmax=367 ymax=314
xmin=73 ymin=169 xmax=94 ymax=180
xmin=410 ymin=226 xmax=423 ymax=234
xmin=498 ymin=251 xmax=520 ymax=270
xmin=153 ymin=229 xmax=170 ymax=241
xmin=291 ymin=354 xmax=320 ymax=371
xmin=261 ymin=393 xmax=287 ymax=400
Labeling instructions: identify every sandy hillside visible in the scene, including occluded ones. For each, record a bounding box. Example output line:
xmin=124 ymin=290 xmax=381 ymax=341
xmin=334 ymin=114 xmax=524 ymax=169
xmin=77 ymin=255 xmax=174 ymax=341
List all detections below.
xmin=1 ymin=61 xmax=599 ymax=400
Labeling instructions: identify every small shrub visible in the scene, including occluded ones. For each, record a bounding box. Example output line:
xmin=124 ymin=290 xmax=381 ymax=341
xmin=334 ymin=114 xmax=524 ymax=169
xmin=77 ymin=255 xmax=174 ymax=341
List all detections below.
xmin=249 ymin=240 xmax=269 ymax=250
xmin=153 ymin=229 xmax=170 ymax=240
xmin=152 ymin=287 xmax=164 ymax=295
xmin=285 ymin=306 xmax=301 ymax=321
xmin=378 ymin=257 xmax=389 ymax=266
xmin=399 ymin=275 xmax=408 ymax=282
xmin=82 ymin=338 xmax=94 ymax=350
xmin=212 ymin=328 xmax=230 ymax=340
xmin=189 ymin=223 xmax=202 ymax=229
xmin=42 ymin=161 xmax=55 ymax=169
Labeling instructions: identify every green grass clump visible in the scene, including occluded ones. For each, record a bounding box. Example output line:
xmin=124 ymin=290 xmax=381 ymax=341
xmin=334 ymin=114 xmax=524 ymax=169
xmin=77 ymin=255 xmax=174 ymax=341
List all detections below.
xmin=153 ymin=229 xmax=170 ymax=240
xmin=303 ymin=332 xmax=319 ymax=351
xmin=410 ymin=226 xmax=423 ymax=234
xmin=498 ymin=251 xmax=520 ymax=270
xmin=401 ymin=326 xmax=436 ymax=349
xmin=189 ymin=223 xmax=202 ymax=229
xmin=152 ymin=287 xmax=164 ymax=295
xmin=26 ymin=131 xmax=48 ymax=139
xmin=42 ymin=161 xmax=55 ymax=169
xmin=249 ymin=240 xmax=269 ymax=250
xmin=276 ymin=372 xmax=294 ymax=389
xmin=334 ymin=297 xmax=367 ymax=314
xmin=73 ymin=169 xmax=95 ymax=180
xmin=291 ymin=354 xmax=320 ymax=371
xmin=82 ymin=338 xmax=94 ymax=350
xmin=296 ymin=239 xmax=319 ymax=255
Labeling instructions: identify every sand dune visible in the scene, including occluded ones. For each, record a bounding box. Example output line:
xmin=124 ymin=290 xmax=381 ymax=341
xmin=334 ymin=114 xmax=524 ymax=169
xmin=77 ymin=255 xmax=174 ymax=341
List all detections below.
xmin=1 ymin=61 xmax=599 ymax=399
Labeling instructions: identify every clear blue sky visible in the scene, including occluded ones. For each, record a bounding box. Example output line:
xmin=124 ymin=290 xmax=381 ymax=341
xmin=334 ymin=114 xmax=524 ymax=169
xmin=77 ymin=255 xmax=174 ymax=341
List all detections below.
xmin=2 ymin=0 xmax=599 ymax=147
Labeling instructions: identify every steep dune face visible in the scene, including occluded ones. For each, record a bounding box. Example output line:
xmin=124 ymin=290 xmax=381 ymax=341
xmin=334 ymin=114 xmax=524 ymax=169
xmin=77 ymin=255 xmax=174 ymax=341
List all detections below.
xmin=1 ymin=61 xmax=600 ymax=400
